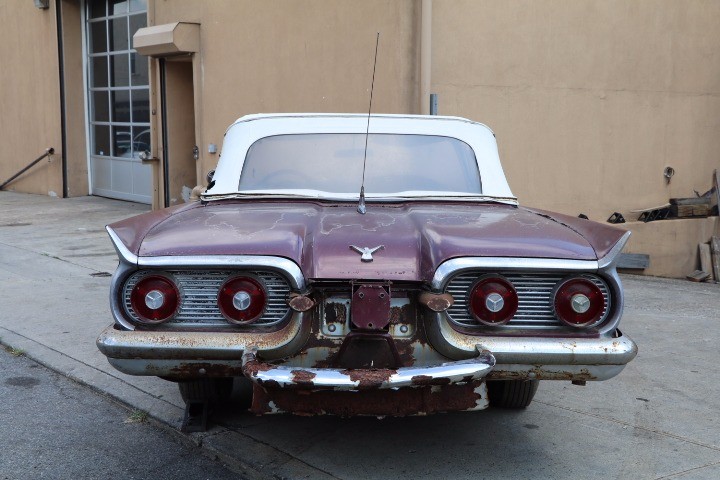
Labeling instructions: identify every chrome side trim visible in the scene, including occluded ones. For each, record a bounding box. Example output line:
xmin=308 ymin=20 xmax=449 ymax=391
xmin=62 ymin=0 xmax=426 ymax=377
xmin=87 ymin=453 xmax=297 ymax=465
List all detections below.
xmin=109 ymin=261 xmax=139 ymax=330
xmin=137 ymin=255 xmax=306 ymax=290
xmin=242 ymin=348 xmax=496 ymax=391
xmin=597 ymin=231 xmax=632 ymax=269
xmin=431 ymin=257 xmax=599 ymax=290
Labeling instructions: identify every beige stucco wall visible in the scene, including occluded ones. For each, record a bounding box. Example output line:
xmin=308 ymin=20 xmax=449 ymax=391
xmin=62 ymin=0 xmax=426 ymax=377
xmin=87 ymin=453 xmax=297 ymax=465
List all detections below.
xmin=149 ymin=0 xmax=420 ymax=183
xmin=0 ymin=1 xmax=63 ymax=196
xmin=3 ymin=1 xmax=716 ymax=278
xmin=616 ymin=217 xmax=720 ymax=278
xmin=142 ymin=0 xmax=720 ymax=278
xmin=432 ymin=0 xmax=720 ymax=222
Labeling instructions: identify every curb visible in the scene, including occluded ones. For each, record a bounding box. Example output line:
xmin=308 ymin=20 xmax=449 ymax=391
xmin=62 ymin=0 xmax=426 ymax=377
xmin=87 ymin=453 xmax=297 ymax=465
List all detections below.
xmin=0 ymin=327 xmax=336 ymax=480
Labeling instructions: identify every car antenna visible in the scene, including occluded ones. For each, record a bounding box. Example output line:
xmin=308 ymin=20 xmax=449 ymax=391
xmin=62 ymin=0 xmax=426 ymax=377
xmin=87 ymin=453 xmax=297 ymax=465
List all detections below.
xmin=358 ymin=32 xmax=380 ymax=215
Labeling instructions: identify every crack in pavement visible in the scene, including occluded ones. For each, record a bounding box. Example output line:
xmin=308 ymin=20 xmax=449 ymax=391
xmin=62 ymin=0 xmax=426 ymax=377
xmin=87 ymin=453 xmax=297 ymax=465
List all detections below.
xmin=653 ymin=460 xmax=720 ymax=480
xmin=536 ymin=400 xmax=720 ymax=452
xmin=0 ymin=240 xmax=108 ymax=273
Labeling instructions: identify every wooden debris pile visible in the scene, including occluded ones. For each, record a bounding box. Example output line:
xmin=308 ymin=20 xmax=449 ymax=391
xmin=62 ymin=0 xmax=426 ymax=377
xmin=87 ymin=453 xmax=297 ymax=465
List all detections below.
xmin=602 ymin=170 xmax=720 ymax=279
xmin=687 ymin=237 xmax=720 ymax=283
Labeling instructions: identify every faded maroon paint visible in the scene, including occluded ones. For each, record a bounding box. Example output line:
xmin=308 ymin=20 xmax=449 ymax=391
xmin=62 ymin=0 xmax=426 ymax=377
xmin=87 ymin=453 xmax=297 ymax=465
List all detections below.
xmin=109 ymin=202 xmax=197 ymax=255
xmin=108 ymin=200 xmax=626 ymax=281
xmin=522 ymin=207 xmax=626 ymax=259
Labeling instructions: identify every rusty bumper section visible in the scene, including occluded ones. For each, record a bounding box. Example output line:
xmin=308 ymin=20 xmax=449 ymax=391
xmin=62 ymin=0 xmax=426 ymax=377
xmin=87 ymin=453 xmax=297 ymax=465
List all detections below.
xmin=96 ymin=314 xmax=311 ymax=378
xmin=249 ymin=381 xmax=490 ymax=416
xmin=241 ymin=348 xmax=495 ymax=390
xmin=97 ymin=314 xmax=637 ymax=384
xmin=242 ymin=348 xmax=494 ymax=416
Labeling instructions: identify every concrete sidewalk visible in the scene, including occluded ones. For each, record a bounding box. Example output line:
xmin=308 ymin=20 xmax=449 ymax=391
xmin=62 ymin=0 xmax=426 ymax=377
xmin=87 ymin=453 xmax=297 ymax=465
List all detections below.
xmin=0 ymin=192 xmax=330 ymax=479
xmin=1 ymin=191 xmax=719 ymax=479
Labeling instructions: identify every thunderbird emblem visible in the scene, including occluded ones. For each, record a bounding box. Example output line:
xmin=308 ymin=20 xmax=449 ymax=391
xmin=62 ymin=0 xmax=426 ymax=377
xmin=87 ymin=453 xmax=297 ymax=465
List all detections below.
xmin=350 ymin=245 xmax=384 ymax=262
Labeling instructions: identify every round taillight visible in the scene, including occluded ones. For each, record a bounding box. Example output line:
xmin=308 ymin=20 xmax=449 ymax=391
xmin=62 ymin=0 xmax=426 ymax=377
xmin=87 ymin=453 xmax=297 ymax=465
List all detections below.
xmin=218 ymin=276 xmax=266 ymax=324
xmin=468 ymin=276 xmax=518 ymax=325
xmin=553 ymin=277 xmax=605 ymax=327
xmin=130 ymin=275 xmax=179 ymax=324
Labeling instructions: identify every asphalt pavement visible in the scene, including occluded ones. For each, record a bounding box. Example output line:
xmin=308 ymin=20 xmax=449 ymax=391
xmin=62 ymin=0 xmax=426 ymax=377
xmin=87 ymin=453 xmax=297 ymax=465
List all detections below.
xmin=1 ymin=191 xmax=719 ymax=479
xmin=0 ymin=347 xmax=243 ymax=480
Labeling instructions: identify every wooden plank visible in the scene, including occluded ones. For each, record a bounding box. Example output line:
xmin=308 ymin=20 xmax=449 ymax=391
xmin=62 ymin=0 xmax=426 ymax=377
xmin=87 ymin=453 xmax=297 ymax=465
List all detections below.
xmin=617 ymin=253 xmax=650 ymax=269
xmin=687 ymin=270 xmax=711 ymax=282
xmin=671 ymin=203 xmax=710 ymax=218
xmin=711 ymin=236 xmax=720 ymax=282
xmin=699 ymin=243 xmax=713 ymax=280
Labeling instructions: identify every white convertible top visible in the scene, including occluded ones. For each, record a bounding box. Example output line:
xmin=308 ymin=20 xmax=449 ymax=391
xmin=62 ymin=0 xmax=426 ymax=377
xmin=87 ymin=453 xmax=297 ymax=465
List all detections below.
xmin=203 ymin=113 xmax=516 ymax=203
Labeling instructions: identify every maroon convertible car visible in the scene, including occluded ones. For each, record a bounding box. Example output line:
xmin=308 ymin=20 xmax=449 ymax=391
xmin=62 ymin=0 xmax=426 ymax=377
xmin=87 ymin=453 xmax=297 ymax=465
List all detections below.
xmin=97 ymin=113 xmax=637 ymax=430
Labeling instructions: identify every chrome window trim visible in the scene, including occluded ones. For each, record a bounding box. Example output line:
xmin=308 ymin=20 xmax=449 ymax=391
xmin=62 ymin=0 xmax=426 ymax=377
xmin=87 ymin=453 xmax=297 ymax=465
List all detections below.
xmin=431 ymin=257 xmax=599 ymax=290
xmin=106 ymin=226 xmax=306 ymax=290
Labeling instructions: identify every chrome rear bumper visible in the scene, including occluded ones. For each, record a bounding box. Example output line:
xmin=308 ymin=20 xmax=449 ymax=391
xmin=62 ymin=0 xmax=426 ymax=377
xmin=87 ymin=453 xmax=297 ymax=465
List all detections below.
xmin=97 ymin=322 xmax=636 ymax=382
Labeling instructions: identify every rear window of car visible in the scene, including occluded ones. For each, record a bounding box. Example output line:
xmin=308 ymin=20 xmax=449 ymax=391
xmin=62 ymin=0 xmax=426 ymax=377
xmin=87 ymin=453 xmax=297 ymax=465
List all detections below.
xmin=238 ymin=133 xmax=482 ymax=195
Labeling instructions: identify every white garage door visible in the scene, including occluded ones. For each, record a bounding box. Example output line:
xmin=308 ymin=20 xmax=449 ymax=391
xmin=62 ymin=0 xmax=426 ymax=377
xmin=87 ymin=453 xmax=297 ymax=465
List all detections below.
xmin=86 ymin=0 xmax=151 ymax=204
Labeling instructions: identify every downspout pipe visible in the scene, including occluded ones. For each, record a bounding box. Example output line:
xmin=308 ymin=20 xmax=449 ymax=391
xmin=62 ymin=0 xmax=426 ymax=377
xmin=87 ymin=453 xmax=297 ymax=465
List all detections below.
xmin=420 ymin=0 xmax=432 ymax=115
xmin=55 ymin=0 xmax=68 ymax=197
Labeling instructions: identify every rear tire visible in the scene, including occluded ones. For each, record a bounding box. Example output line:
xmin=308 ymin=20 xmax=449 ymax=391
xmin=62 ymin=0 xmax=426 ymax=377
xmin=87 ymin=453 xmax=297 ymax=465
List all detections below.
xmin=178 ymin=378 xmax=233 ymax=403
xmin=487 ymin=380 xmax=539 ymax=408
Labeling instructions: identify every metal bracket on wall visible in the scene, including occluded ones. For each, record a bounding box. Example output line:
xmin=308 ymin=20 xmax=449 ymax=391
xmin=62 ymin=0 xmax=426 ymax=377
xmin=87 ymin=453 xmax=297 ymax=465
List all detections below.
xmin=638 ymin=207 xmax=671 ymax=223
xmin=607 ymin=212 xmax=625 ymax=224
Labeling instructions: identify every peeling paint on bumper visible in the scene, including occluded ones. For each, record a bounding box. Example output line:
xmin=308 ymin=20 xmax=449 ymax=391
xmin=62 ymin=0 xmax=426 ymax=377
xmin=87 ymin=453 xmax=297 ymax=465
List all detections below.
xmin=241 ymin=347 xmax=495 ymax=390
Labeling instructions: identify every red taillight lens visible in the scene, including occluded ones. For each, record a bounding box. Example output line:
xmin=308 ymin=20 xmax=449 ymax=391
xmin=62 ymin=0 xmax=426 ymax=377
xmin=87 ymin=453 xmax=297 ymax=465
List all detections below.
xmin=553 ymin=277 xmax=605 ymax=327
xmin=218 ymin=276 xmax=266 ymax=324
xmin=130 ymin=275 xmax=179 ymax=324
xmin=469 ymin=277 xmax=518 ymax=325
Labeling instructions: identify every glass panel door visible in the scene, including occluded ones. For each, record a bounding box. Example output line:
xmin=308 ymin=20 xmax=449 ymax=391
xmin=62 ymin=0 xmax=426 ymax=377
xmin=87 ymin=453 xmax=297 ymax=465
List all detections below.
xmin=87 ymin=0 xmax=151 ymax=203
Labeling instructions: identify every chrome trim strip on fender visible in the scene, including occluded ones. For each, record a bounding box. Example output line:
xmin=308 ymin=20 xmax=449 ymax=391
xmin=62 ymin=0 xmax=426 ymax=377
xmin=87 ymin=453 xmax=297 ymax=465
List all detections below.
xmin=137 ymin=255 xmax=306 ymax=290
xmin=431 ymin=257 xmax=599 ymax=290
xmin=106 ymin=226 xmax=306 ymax=291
